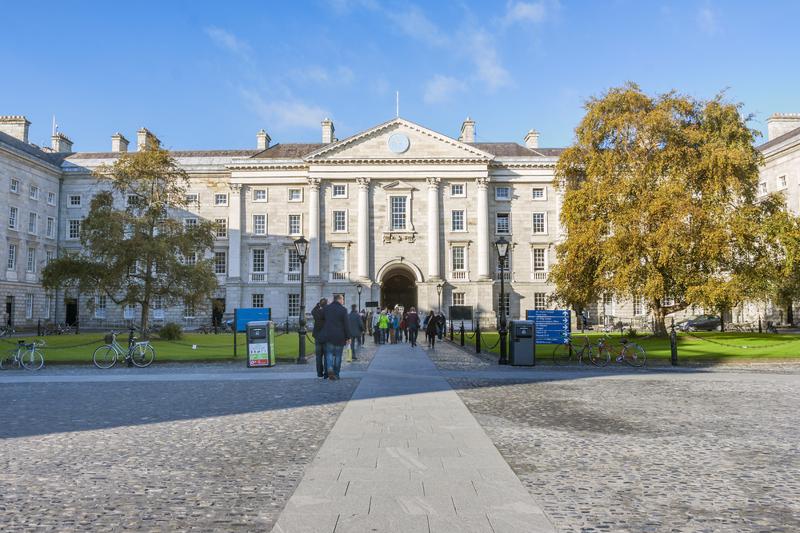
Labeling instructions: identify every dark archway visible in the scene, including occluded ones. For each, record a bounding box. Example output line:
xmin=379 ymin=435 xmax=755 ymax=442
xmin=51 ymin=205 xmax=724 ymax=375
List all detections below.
xmin=380 ymin=268 xmax=417 ymax=310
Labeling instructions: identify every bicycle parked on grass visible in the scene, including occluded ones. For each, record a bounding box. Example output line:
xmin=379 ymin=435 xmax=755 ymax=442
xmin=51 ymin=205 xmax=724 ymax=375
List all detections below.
xmin=92 ymin=327 xmax=156 ymax=369
xmin=553 ymin=335 xmax=608 ymax=367
xmin=0 ymin=339 xmax=45 ymax=370
xmin=595 ymin=334 xmax=647 ymax=367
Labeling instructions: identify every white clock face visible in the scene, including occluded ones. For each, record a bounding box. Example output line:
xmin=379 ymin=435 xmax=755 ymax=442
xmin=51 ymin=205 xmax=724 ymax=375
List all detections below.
xmin=387 ymin=133 xmax=410 ymax=154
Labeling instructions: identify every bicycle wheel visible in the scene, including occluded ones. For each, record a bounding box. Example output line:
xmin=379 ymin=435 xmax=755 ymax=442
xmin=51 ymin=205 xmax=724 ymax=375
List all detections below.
xmin=131 ymin=344 xmax=155 ymax=367
xmin=93 ymin=345 xmax=118 ymax=369
xmin=622 ymin=343 xmax=647 ymax=367
xmin=552 ymin=343 xmax=572 ymax=365
xmin=21 ymin=349 xmax=44 ymax=370
xmin=589 ymin=344 xmax=610 ymax=367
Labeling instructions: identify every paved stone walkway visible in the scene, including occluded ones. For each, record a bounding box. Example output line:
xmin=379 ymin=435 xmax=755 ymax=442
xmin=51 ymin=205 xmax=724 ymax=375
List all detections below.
xmin=272 ymin=343 xmax=555 ymax=533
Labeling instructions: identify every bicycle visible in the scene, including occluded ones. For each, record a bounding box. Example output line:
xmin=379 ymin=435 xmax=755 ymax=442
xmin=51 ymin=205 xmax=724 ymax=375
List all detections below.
xmin=92 ymin=328 xmax=156 ymax=369
xmin=552 ymin=335 xmax=607 ymax=366
xmin=595 ymin=334 xmax=647 ymax=367
xmin=1 ymin=339 xmax=45 ymax=370
xmin=0 ymin=325 xmax=16 ymax=337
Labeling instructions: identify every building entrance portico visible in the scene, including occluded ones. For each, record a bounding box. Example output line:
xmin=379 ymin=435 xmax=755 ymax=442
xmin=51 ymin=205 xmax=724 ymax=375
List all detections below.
xmin=380 ymin=268 xmax=417 ymax=310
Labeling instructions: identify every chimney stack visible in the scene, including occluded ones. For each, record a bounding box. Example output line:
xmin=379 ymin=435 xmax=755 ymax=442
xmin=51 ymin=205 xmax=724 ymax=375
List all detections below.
xmin=524 ymin=129 xmax=539 ymax=149
xmin=51 ymin=132 xmax=74 ymax=152
xmin=137 ymin=127 xmax=160 ymax=151
xmin=0 ymin=115 xmax=31 ymax=143
xmin=256 ymin=129 xmax=271 ymax=150
xmin=459 ymin=117 xmax=475 ymax=143
xmin=321 ymin=118 xmax=335 ymax=143
xmin=111 ymin=133 xmax=129 ymax=153
xmin=767 ymin=113 xmax=800 ymax=141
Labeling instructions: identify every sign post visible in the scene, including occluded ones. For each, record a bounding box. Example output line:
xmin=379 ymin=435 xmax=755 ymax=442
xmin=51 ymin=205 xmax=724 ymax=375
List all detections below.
xmin=526 ymin=309 xmax=571 ymax=345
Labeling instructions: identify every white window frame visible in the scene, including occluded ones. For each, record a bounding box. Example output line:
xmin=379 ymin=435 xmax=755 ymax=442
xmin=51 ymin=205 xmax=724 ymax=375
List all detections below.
xmin=450 ymin=183 xmax=466 ymax=197
xmin=452 ymin=292 xmax=465 ymax=306
xmin=532 ymin=186 xmax=547 ymax=201
xmin=531 ymin=247 xmax=548 ymax=281
xmin=389 ymin=195 xmax=408 ymax=231
xmin=25 ymin=293 xmax=34 ymax=319
xmin=495 ymin=212 xmax=511 ymax=235
xmin=68 ymin=194 xmax=82 ymax=208
xmin=29 ymin=185 xmax=39 ymax=200
xmin=329 ymin=245 xmax=348 ymax=281
xmin=28 ymin=212 xmax=37 ymax=235
xmin=451 ymin=209 xmax=466 ymax=232
xmin=252 ymin=293 xmax=265 ymax=308
xmin=288 ymin=293 xmax=301 ymax=318
xmin=10 ymin=178 xmax=20 ymax=194
xmin=253 ymin=214 xmax=267 ymax=235
xmin=214 ymin=251 xmax=227 ymax=274
xmin=214 ymin=218 xmax=227 ymax=238
xmin=286 ymin=248 xmax=301 ymax=282
xmin=332 ymin=210 xmax=348 ymax=233
xmin=67 ymin=219 xmax=81 ymax=240
xmin=495 ymin=185 xmax=511 ymax=201
xmin=9 ymin=206 xmax=18 ymax=230
xmin=250 ymin=248 xmax=266 ymax=282
xmin=533 ymin=292 xmax=547 ymax=311
xmin=777 ymin=175 xmax=787 ymax=190
xmin=94 ymin=295 xmax=107 ymax=319
xmin=288 ymin=188 xmax=303 ymax=202
xmin=532 ymin=212 xmax=547 ymax=235
xmin=184 ymin=217 xmax=198 ymax=229
xmin=46 ymin=217 xmax=55 ymax=238
xmin=185 ymin=192 xmax=199 ymax=205
xmin=758 ymin=182 xmax=767 ymax=195
xmin=183 ymin=299 xmax=196 ymax=320
xmin=7 ymin=243 xmax=17 ymax=270
xmin=499 ymin=292 xmax=511 ymax=317
xmin=214 ymin=193 xmax=228 ymax=206
xmin=332 ymin=184 xmax=348 ymax=199
xmin=26 ymin=247 xmax=35 ymax=273
xmin=253 ymin=189 xmax=268 ymax=202
xmin=152 ymin=296 xmax=165 ymax=321
xmin=45 ymin=250 xmax=54 ymax=266
xmin=124 ymin=304 xmax=137 ymax=320
xmin=450 ymin=245 xmax=468 ymax=281
xmin=47 ymin=191 xmax=57 ymax=206
xmin=288 ymin=213 xmax=302 ymax=236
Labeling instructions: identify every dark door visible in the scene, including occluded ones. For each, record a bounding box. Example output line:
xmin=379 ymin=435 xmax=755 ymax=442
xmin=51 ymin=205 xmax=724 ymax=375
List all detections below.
xmin=65 ymin=298 xmax=78 ymax=326
xmin=212 ymin=298 xmax=225 ymax=326
xmin=5 ymin=296 xmax=12 ymax=326
xmin=380 ymin=271 xmax=417 ymax=310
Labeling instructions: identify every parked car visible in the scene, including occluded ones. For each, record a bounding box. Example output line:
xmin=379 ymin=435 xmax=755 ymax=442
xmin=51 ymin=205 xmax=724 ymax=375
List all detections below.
xmin=677 ymin=315 xmax=721 ymax=331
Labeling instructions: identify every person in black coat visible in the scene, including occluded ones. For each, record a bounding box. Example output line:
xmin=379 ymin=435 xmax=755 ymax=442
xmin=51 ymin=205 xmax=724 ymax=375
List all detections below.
xmin=319 ymin=294 xmax=353 ymax=380
xmin=349 ymin=304 xmax=364 ymax=360
xmin=311 ymin=298 xmax=328 ymax=378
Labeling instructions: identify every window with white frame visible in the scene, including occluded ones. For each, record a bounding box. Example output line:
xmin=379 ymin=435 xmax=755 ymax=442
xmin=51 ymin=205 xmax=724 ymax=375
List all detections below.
xmin=288 ymin=293 xmax=300 ymax=317
xmin=495 ymin=186 xmax=511 ymax=201
xmin=390 ymin=196 xmax=407 ymax=230
xmin=68 ymin=219 xmax=81 ymax=239
xmin=532 ymin=187 xmax=546 ymax=200
xmin=124 ymin=304 xmax=136 ymax=320
xmin=253 ymin=189 xmax=267 ymax=202
xmin=7 ymin=244 xmax=16 ymax=270
xmin=152 ymin=296 xmax=164 ymax=320
xmin=496 ymin=212 xmax=510 ymax=234
xmin=451 ymin=246 xmax=466 ymax=272
xmin=450 ymin=183 xmax=465 ymax=197
xmin=532 ymin=248 xmax=546 ymax=272
xmin=332 ymin=184 xmax=347 ymax=198
xmin=214 ymin=193 xmax=228 ymax=206
xmin=46 ymin=217 xmax=55 ymax=238
xmin=778 ymin=175 xmax=787 ymax=189
xmin=68 ymin=194 xmax=81 ymax=207
xmin=251 ymin=249 xmax=266 ymax=274
xmin=252 ymin=293 xmax=264 ymax=308
xmin=288 ymin=188 xmax=303 ymax=202
xmin=29 ymin=185 xmax=39 ymax=200
xmin=533 ymin=292 xmax=547 ymax=310
xmin=184 ymin=217 xmax=198 ymax=229
xmin=9 ymin=206 xmax=18 ymax=229
xmin=758 ymin=182 xmax=767 ymax=195
xmin=333 ymin=210 xmax=347 ymax=232
xmin=633 ymin=296 xmax=645 ymax=316
xmin=185 ymin=192 xmax=199 ymax=205
xmin=95 ymin=295 xmax=107 ymax=318
xmin=330 ymin=247 xmax=346 ymax=280
xmin=47 ymin=191 xmax=56 ymax=206
xmin=452 ymin=292 xmax=465 ymax=306
xmin=532 ymin=212 xmax=547 ymax=234
xmin=182 ymin=252 xmax=197 ymax=266
xmin=451 ymin=210 xmax=465 ymax=232
xmin=183 ymin=299 xmax=196 ymax=319
xmin=25 ymin=293 xmax=34 ymax=319
xmin=499 ymin=292 xmax=510 ymax=317
xmin=287 ymin=248 xmax=300 ymax=274
xmin=28 ymin=212 xmax=37 ymax=234
xmin=288 ymin=214 xmax=301 ymax=236
xmin=10 ymin=178 xmax=19 ymax=193
xmin=214 ymin=251 xmax=227 ymax=274
xmin=126 ymin=194 xmax=140 ymax=208
xmin=214 ymin=218 xmax=227 ymax=238
xmin=46 ymin=250 xmax=54 ymax=265
xmin=253 ymin=214 xmax=266 ymax=235
xmin=26 ymin=247 xmax=35 ymax=273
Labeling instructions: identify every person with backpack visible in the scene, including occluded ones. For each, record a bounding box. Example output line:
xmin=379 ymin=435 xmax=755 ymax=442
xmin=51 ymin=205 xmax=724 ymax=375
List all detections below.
xmin=406 ymin=307 xmax=420 ymax=347
xmin=425 ymin=310 xmax=438 ymax=349
xmin=377 ymin=309 xmax=390 ymax=344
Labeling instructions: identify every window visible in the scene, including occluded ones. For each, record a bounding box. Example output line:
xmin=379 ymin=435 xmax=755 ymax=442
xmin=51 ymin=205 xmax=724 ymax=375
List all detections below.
xmin=214 ymin=218 xmax=227 ymax=238
xmin=288 ymin=293 xmax=300 ymax=317
xmin=778 ymin=175 xmax=787 ymax=189
xmin=183 ymin=299 xmax=196 ymax=319
xmin=95 ymin=295 xmax=107 ymax=319
xmin=28 ymin=212 xmax=37 ymax=234
xmin=214 ymin=251 xmax=227 ymax=274
xmin=633 ymin=297 xmax=644 ymax=316
xmin=495 ymin=186 xmax=511 ymax=201
xmin=253 ymin=189 xmax=267 ymax=202
xmin=68 ymin=219 xmax=81 ymax=240
xmin=532 ymin=187 xmax=546 ymax=200
xmin=288 ymin=214 xmax=301 ymax=236
xmin=252 ymin=293 xmax=264 ymax=308
xmin=253 ymin=214 xmax=266 ymax=235
xmin=25 ymin=294 xmax=34 ymax=319
xmin=152 ymin=297 xmax=164 ymax=320
xmin=68 ymin=194 xmax=81 ymax=207
xmin=184 ymin=217 xmax=198 ymax=228
xmin=7 ymin=244 xmax=16 ymax=270
xmin=451 ymin=210 xmax=465 ymax=232
xmin=390 ymin=196 xmax=407 ymax=230
xmin=45 ymin=295 xmax=52 ymax=319
xmin=532 ymin=212 xmax=547 ymax=234
xmin=126 ymin=194 xmax=140 ymax=207
xmin=532 ymin=248 xmax=546 ymax=272
xmin=185 ymin=192 xmax=199 ymax=205
xmin=26 ymin=248 xmax=35 ymax=273
xmin=251 ymin=249 xmax=265 ymax=273
xmin=214 ymin=193 xmax=228 ymax=206
xmin=9 ymin=207 xmax=18 ymax=229
xmin=333 ymin=210 xmax=347 ymax=232
xmin=287 ymin=248 xmax=300 ymax=273
xmin=451 ymin=246 xmax=465 ymax=271
xmin=124 ymin=305 xmax=136 ymax=320
xmin=450 ymin=183 xmax=465 ymax=197
xmin=452 ymin=292 xmax=465 ymax=306
xmin=47 ymin=191 xmax=56 ymax=206
xmin=330 ymin=247 xmax=346 ymax=279
xmin=46 ymin=217 xmax=55 ymax=238
xmin=332 ymin=184 xmax=347 ymax=198
xmin=10 ymin=178 xmax=19 ymax=193
xmin=496 ymin=213 xmax=510 ymax=234
xmin=288 ymin=188 xmax=302 ymax=202
xmin=758 ymin=182 xmax=767 ymax=195
xmin=45 ymin=250 xmax=54 ymax=265
xmin=533 ymin=292 xmax=547 ymax=310
xmin=29 ymin=185 xmax=39 ymax=200
xmin=499 ymin=293 xmax=511 ymax=317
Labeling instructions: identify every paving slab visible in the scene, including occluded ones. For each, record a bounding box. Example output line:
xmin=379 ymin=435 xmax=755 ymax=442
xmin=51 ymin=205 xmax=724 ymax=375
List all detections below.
xmin=271 ymin=343 xmax=555 ymax=533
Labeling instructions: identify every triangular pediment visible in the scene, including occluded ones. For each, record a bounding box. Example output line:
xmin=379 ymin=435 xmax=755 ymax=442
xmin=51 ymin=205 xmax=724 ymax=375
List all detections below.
xmin=304 ymin=118 xmax=494 ymax=162
xmin=382 ymin=180 xmax=416 ymax=191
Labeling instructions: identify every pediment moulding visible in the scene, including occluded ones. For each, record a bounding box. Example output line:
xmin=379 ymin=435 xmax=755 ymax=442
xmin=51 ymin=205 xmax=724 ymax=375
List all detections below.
xmin=382 ymin=180 xmax=417 ymax=191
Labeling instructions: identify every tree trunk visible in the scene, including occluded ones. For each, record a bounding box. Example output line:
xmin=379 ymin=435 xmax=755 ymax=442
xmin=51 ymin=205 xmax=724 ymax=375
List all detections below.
xmin=787 ymin=301 xmax=794 ymax=327
xmin=719 ymin=307 xmax=726 ymax=332
xmin=653 ymin=305 xmax=668 ymax=337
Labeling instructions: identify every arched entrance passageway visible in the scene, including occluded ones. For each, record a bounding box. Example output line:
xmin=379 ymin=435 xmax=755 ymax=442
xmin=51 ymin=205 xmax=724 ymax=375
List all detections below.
xmin=380 ymin=268 xmax=418 ymax=310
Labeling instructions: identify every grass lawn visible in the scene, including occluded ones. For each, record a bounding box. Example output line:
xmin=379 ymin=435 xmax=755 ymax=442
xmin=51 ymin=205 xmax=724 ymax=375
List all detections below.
xmin=0 ymin=332 xmax=316 ymax=364
xmin=462 ymin=331 xmax=800 ymax=365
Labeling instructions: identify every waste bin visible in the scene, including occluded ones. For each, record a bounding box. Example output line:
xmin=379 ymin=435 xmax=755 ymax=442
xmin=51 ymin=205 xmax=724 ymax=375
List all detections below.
xmin=246 ymin=320 xmax=275 ymax=367
xmin=509 ymin=320 xmax=535 ymax=366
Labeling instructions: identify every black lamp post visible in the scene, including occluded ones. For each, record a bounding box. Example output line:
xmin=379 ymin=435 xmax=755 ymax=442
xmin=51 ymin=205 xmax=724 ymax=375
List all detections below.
xmin=495 ymin=237 xmax=510 ymax=365
xmin=294 ymin=236 xmax=309 ymax=364
xmin=436 ymin=282 xmax=443 ymax=312
xmin=356 ymin=284 xmax=362 ymax=311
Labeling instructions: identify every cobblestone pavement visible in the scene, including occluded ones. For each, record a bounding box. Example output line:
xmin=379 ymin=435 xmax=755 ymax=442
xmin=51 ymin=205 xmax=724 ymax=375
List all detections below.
xmin=449 ymin=371 xmax=800 ymax=532
xmin=0 ymin=375 xmax=359 ymax=531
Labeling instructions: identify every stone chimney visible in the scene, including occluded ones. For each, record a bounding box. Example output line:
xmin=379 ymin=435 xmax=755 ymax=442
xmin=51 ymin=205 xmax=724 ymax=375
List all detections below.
xmin=256 ymin=129 xmax=271 ymax=150
xmin=321 ymin=118 xmax=335 ymax=144
xmin=459 ymin=117 xmax=475 ymax=143
xmin=51 ymin=132 xmax=74 ymax=152
xmin=524 ymin=129 xmax=539 ymax=149
xmin=0 ymin=115 xmax=31 ymax=143
xmin=111 ymin=133 xmax=129 ymax=153
xmin=767 ymin=113 xmax=800 ymax=141
xmin=137 ymin=127 xmax=160 ymax=151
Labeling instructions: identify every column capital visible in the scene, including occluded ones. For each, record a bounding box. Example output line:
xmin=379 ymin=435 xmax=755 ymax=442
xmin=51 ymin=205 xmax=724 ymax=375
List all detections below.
xmin=307 ymin=177 xmax=321 ymax=189
xmin=229 ymin=183 xmax=243 ymax=193
xmin=426 ymin=177 xmax=441 ymax=188
xmin=475 ymin=177 xmax=490 ymax=189
xmin=356 ymin=177 xmax=371 ymax=189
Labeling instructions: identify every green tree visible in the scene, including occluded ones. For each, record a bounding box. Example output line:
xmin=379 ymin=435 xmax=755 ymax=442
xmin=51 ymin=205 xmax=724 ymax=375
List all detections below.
xmin=43 ymin=148 xmax=217 ymax=335
xmin=551 ymin=83 xmax=783 ymax=335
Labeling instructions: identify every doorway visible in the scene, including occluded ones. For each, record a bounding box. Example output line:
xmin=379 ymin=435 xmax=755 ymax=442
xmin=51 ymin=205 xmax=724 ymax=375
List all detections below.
xmin=212 ymin=298 xmax=225 ymax=327
xmin=5 ymin=296 xmax=12 ymax=327
xmin=380 ymin=268 xmax=417 ymax=310
xmin=65 ymin=298 xmax=78 ymax=326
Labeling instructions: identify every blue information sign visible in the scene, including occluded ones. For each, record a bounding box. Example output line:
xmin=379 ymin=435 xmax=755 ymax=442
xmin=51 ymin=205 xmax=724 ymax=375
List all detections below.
xmin=526 ymin=309 xmax=571 ymax=345
xmin=234 ymin=308 xmax=271 ymax=332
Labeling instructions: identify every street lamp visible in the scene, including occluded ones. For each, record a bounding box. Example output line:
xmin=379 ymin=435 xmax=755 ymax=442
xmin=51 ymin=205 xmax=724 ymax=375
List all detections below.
xmin=436 ymin=282 xmax=443 ymax=312
xmin=356 ymin=284 xmax=363 ymax=311
xmin=495 ymin=236 xmax=510 ymax=365
xmin=294 ymin=236 xmax=309 ymax=364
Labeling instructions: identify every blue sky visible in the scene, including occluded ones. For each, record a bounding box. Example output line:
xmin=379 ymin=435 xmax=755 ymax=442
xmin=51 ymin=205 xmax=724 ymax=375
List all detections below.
xmin=2 ymin=1 xmax=798 ymax=151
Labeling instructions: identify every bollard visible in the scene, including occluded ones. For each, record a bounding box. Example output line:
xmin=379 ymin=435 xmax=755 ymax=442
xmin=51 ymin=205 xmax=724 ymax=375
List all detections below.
xmin=285 ymin=320 xmax=290 ymax=334
xmin=475 ymin=324 xmax=481 ymax=354
xmin=670 ymin=318 xmax=678 ymax=366
xmin=460 ymin=322 xmax=465 ymax=346
xmin=449 ymin=321 xmax=454 ymax=341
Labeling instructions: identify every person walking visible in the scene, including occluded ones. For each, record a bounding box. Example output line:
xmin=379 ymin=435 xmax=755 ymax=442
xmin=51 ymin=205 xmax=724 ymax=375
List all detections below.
xmin=320 ymin=294 xmax=353 ymax=380
xmin=372 ymin=310 xmax=381 ymax=344
xmin=436 ymin=312 xmax=446 ymax=340
xmin=349 ymin=304 xmax=364 ymax=361
xmin=393 ymin=309 xmax=402 ymax=344
xmin=311 ymin=298 xmax=328 ymax=378
xmin=406 ymin=307 xmax=420 ymax=347
xmin=378 ymin=309 xmax=390 ymax=344
xmin=359 ymin=308 xmax=367 ymax=345
xmin=425 ymin=310 xmax=438 ymax=349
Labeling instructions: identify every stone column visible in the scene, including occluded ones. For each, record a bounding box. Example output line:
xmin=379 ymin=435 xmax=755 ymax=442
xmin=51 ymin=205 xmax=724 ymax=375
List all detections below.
xmin=356 ymin=178 xmax=371 ymax=280
xmin=307 ymin=178 xmax=321 ymax=277
xmin=426 ymin=177 xmax=441 ymax=280
xmin=226 ymin=184 xmax=243 ymax=313
xmin=476 ymin=177 xmax=490 ymax=280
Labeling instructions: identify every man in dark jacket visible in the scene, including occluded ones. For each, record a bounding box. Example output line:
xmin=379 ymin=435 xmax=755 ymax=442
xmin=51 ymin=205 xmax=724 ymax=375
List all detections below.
xmin=349 ymin=304 xmax=364 ymax=360
xmin=320 ymin=294 xmax=353 ymax=380
xmin=311 ymin=298 xmax=328 ymax=378
xmin=405 ymin=307 xmax=420 ymax=347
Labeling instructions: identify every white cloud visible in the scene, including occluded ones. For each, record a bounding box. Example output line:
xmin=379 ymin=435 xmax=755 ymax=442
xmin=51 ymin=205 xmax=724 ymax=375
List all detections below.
xmin=204 ymin=26 xmax=253 ymax=60
xmin=240 ymin=89 xmax=330 ymax=130
xmin=696 ymin=6 xmax=719 ymax=35
xmin=469 ymin=29 xmax=512 ymax=90
xmin=502 ymin=1 xmax=548 ymax=26
xmin=387 ymin=6 xmax=449 ymax=47
xmin=424 ymin=75 xmax=466 ymax=104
